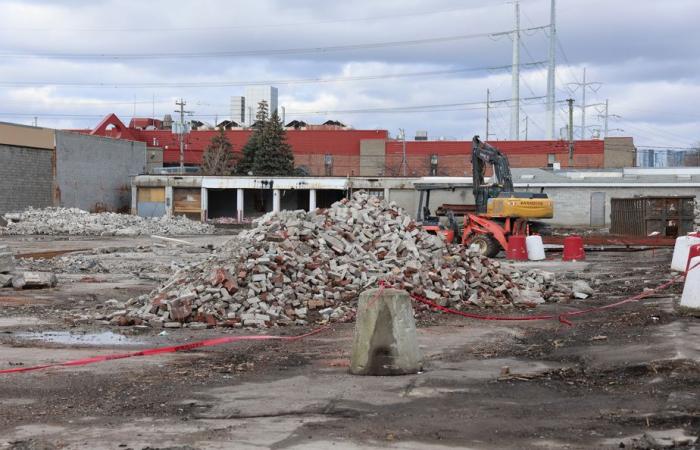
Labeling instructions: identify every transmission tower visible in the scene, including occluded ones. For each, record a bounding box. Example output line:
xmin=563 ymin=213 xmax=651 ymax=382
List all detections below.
xmin=545 ymin=0 xmax=556 ymax=139
xmin=567 ymin=68 xmax=603 ymax=139
xmin=509 ymin=0 xmax=520 ymax=140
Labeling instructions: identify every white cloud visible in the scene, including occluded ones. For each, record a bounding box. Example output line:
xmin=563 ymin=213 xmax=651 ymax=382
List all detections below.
xmin=0 ymin=0 xmax=697 ymax=147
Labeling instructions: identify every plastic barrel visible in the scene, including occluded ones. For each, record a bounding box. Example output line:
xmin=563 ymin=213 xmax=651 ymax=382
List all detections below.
xmin=526 ymin=235 xmax=546 ymax=261
xmin=671 ymin=235 xmax=700 ymax=272
xmin=506 ymin=235 xmax=528 ymax=261
xmin=686 ymin=244 xmax=700 ymax=273
xmin=680 ymin=255 xmax=700 ymax=309
xmin=562 ymin=236 xmax=585 ymax=261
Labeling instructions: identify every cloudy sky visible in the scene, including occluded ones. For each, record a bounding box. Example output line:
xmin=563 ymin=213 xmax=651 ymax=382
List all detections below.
xmin=0 ymin=0 xmax=698 ymax=148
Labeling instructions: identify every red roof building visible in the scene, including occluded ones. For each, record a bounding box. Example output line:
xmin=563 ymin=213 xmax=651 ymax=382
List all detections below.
xmin=74 ymin=114 xmax=633 ymax=176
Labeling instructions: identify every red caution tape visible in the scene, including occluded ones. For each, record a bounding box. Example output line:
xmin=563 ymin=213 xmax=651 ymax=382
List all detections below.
xmin=0 ymin=326 xmax=329 ymax=375
xmin=2 ymin=266 xmax=692 ymax=374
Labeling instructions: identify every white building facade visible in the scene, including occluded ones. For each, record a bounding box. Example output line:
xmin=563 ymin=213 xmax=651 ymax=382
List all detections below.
xmin=230 ymin=96 xmax=245 ymax=124
xmin=244 ymin=86 xmax=278 ymax=123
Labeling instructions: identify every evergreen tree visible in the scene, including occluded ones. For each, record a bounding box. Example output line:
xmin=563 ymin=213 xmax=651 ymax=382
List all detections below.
xmin=235 ymin=101 xmax=268 ymax=175
xmin=201 ymin=128 xmax=237 ymax=175
xmin=252 ymin=110 xmax=295 ymax=176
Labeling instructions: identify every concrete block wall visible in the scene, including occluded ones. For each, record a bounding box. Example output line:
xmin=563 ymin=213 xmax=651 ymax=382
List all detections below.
xmin=55 ymin=131 xmax=146 ymax=212
xmin=0 ymin=145 xmax=53 ymax=214
xmin=359 ymin=139 xmax=386 ymax=176
xmin=294 ymin=154 xmax=360 ymax=176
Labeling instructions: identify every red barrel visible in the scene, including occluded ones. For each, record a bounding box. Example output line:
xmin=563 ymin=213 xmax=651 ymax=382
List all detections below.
xmin=506 ymin=235 xmax=528 ymax=261
xmin=686 ymin=244 xmax=700 ymax=273
xmin=562 ymin=236 xmax=585 ymax=261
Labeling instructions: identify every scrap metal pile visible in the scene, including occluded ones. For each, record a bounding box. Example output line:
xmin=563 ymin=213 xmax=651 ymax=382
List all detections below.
xmin=111 ymin=192 xmax=567 ymax=329
xmin=0 ymin=207 xmax=214 ymax=236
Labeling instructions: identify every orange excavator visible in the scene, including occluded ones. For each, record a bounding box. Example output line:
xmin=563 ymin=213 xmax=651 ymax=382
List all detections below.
xmin=418 ymin=136 xmax=554 ymax=257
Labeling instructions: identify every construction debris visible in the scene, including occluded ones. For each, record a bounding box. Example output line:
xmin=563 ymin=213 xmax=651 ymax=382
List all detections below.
xmin=571 ymin=279 xmax=594 ymax=299
xmin=17 ymin=244 xmax=213 ymax=282
xmin=0 ymin=245 xmax=14 ymax=288
xmin=11 ymin=271 xmax=58 ymax=289
xmin=0 ymin=207 xmax=214 ymax=236
xmin=110 ymin=192 xmax=564 ymax=329
xmin=0 ymin=245 xmax=16 ymax=288
xmin=0 ymin=245 xmax=15 ymax=274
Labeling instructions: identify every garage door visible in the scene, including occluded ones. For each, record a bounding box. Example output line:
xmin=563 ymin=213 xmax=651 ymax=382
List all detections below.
xmin=137 ymin=187 xmax=166 ymax=218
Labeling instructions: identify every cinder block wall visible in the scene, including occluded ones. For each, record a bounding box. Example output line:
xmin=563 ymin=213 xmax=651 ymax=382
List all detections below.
xmin=55 ymin=131 xmax=146 ymax=212
xmin=0 ymin=144 xmax=53 ymax=214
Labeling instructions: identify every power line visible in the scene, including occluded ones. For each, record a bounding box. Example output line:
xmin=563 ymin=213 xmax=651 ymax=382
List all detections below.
xmin=2 ymin=5 xmax=479 ymax=33
xmin=0 ymin=97 xmax=559 ymax=120
xmin=0 ymin=61 xmax=546 ymax=89
xmin=283 ymin=96 xmax=549 ymax=115
xmin=0 ymin=25 xmax=549 ymax=60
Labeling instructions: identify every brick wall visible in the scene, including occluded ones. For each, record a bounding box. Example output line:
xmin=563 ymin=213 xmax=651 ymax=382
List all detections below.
xmin=0 ymin=144 xmax=53 ymax=214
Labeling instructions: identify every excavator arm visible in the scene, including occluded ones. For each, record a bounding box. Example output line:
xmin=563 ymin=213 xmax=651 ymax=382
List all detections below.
xmin=472 ymin=135 xmax=514 ymax=213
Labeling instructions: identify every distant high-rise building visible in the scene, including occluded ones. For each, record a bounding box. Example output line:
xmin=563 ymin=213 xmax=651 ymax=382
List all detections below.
xmin=244 ymin=86 xmax=278 ymax=123
xmin=230 ymin=96 xmax=245 ymax=125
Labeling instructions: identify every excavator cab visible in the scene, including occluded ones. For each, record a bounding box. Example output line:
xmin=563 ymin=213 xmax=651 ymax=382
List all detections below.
xmin=416 ymin=183 xmax=465 ymax=244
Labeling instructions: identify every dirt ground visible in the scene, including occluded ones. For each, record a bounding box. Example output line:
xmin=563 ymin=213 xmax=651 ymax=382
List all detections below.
xmin=0 ymin=235 xmax=698 ymax=450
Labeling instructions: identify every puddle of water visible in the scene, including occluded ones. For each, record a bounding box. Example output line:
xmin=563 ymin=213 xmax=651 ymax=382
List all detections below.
xmin=15 ymin=331 xmax=143 ymax=346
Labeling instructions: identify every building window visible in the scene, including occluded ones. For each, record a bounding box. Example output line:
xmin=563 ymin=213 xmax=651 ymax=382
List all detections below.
xmin=547 ymin=154 xmax=556 ymax=164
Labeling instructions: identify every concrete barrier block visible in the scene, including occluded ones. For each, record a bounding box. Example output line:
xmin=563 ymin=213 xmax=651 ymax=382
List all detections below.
xmin=350 ymin=288 xmax=422 ymax=376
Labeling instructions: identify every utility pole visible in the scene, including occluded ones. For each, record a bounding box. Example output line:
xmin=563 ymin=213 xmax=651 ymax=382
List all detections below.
xmin=567 ymin=98 xmax=575 ymax=166
xmin=545 ymin=0 xmax=556 ymax=140
xmin=485 ymin=89 xmax=491 ymax=140
xmin=175 ymin=99 xmax=192 ymax=174
xmin=399 ymin=128 xmax=407 ymax=177
xmin=581 ymin=68 xmax=587 ymax=135
xmin=509 ymin=0 xmax=520 ymax=141
xmin=603 ymin=99 xmax=609 ymax=138
xmin=524 ymin=116 xmax=529 ymax=140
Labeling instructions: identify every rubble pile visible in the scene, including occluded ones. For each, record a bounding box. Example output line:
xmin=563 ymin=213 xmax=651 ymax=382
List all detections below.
xmin=19 ymin=244 xmax=212 ymax=281
xmin=1 ymin=207 xmax=214 ymax=236
xmin=110 ymin=192 xmax=562 ymax=329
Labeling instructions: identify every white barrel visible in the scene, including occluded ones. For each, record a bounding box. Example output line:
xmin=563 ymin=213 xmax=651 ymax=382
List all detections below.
xmin=526 ymin=235 xmax=546 ymax=261
xmin=680 ymin=256 xmax=700 ymax=309
xmin=671 ymin=235 xmax=700 ymax=272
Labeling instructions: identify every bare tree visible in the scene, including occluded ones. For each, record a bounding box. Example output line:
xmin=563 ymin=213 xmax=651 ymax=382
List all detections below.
xmin=201 ymin=129 xmax=237 ymax=175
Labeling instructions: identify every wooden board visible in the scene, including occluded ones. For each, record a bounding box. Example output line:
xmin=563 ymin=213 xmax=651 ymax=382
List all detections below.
xmin=173 ymin=188 xmax=201 ymax=214
xmin=137 ymin=187 xmax=165 ymax=203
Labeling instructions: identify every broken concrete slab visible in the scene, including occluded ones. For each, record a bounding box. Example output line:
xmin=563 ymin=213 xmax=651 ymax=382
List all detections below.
xmin=350 ymin=288 xmax=422 ymax=376
xmin=11 ymin=271 xmax=57 ymax=289
xmin=0 ymin=273 xmax=13 ymax=287
xmin=0 ymin=246 xmax=15 ymax=274
xmin=572 ymin=280 xmax=594 ymax=299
